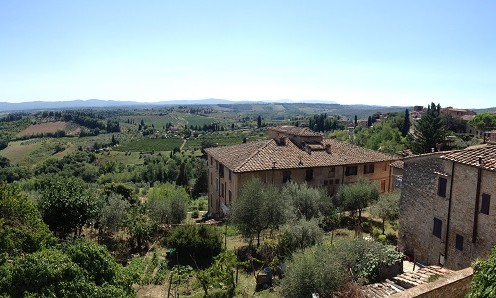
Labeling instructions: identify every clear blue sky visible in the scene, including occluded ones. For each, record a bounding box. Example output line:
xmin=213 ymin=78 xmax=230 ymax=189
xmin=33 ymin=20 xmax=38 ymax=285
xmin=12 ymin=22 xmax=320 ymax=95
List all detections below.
xmin=1 ymin=1 xmax=495 ymax=108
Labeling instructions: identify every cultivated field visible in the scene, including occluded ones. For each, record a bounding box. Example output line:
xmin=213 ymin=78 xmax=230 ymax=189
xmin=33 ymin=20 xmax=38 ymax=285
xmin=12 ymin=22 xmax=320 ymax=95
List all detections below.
xmin=15 ymin=121 xmax=78 ymax=137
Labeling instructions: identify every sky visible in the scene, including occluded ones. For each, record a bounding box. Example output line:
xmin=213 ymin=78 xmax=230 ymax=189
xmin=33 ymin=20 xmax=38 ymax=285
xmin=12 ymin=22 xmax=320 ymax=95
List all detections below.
xmin=0 ymin=1 xmax=495 ymax=108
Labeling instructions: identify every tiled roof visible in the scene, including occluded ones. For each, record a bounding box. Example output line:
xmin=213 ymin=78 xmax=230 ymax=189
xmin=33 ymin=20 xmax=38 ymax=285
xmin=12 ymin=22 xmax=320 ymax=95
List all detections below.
xmin=390 ymin=160 xmax=404 ymax=169
xmin=441 ymin=145 xmax=496 ymax=171
xmin=268 ymin=126 xmax=322 ymax=137
xmin=205 ymin=138 xmax=398 ymax=173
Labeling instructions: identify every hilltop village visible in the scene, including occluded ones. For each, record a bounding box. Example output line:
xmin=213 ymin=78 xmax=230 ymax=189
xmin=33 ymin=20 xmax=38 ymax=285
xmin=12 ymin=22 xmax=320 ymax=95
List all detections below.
xmin=1 ymin=102 xmax=496 ymax=297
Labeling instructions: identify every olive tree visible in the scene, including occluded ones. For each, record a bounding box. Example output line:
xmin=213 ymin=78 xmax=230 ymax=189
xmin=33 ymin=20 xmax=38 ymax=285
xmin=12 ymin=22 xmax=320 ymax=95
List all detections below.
xmin=230 ymin=178 xmax=289 ymax=247
xmin=336 ymin=178 xmax=380 ymax=224
xmin=370 ymin=191 xmax=400 ymax=234
xmin=147 ymin=183 xmax=189 ymax=225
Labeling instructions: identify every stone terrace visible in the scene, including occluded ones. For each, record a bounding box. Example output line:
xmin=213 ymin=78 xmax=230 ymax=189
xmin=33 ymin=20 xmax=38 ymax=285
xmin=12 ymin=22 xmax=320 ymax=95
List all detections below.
xmin=362 ymin=266 xmax=453 ymax=297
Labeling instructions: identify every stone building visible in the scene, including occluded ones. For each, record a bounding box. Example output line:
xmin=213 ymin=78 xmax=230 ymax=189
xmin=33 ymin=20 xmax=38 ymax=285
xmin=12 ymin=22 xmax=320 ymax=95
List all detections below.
xmin=398 ymin=145 xmax=496 ymax=270
xmin=205 ymin=126 xmax=398 ymax=217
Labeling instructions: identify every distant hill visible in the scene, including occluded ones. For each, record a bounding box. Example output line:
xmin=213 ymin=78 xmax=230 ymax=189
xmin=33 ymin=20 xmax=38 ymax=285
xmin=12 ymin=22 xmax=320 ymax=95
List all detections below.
xmin=0 ymin=98 xmax=337 ymax=111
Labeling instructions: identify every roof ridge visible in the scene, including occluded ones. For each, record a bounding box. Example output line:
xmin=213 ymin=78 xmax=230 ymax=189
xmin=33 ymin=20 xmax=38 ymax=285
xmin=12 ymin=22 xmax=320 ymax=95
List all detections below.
xmin=234 ymin=139 xmax=274 ymax=172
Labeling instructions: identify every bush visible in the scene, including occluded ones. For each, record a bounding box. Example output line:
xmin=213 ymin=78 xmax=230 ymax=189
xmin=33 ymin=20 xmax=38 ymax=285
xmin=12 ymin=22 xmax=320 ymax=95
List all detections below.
xmin=371 ymin=227 xmax=382 ymax=239
xmin=166 ymin=225 xmax=222 ymax=266
xmin=377 ymin=234 xmax=387 ymax=244
xmin=467 ymin=246 xmax=496 ymax=297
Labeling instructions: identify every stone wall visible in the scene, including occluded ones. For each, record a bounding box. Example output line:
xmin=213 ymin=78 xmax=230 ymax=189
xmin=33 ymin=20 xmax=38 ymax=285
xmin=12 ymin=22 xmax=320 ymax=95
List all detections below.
xmin=391 ymin=267 xmax=473 ymax=298
xmin=398 ymin=153 xmax=447 ymax=266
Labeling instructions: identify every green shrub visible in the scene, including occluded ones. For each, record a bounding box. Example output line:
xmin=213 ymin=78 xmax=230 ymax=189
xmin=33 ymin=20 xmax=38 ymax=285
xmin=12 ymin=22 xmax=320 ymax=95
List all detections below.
xmin=192 ymin=210 xmax=200 ymax=219
xmin=377 ymin=234 xmax=387 ymax=244
xmin=371 ymin=227 xmax=382 ymax=239
xmin=467 ymin=246 xmax=496 ymax=297
xmin=166 ymin=225 xmax=222 ymax=266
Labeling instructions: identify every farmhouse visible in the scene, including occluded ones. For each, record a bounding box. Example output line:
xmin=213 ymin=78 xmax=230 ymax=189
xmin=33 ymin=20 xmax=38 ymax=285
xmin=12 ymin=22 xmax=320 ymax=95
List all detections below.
xmin=398 ymin=145 xmax=496 ymax=270
xmin=205 ymin=126 xmax=398 ymax=217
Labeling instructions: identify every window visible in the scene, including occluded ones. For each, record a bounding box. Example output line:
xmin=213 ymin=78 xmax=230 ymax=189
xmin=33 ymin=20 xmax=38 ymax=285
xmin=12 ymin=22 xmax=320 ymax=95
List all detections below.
xmin=283 ymin=171 xmax=291 ymax=183
xmin=229 ymin=170 xmax=231 ymax=181
xmin=215 ymin=161 xmax=218 ymax=170
xmin=305 ymin=169 xmax=314 ymax=181
xmin=481 ymin=193 xmax=491 ymax=215
xmin=437 ymin=177 xmax=447 ymax=197
xmin=216 ymin=178 xmax=219 ymax=192
xmin=364 ymin=163 xmax=375 ymax=174
xmin=210 ymin=156 xmax=213 ymax=165
xmin=228 ymin=190 xmax=232 ymax=205
xmin=456 ymin=234 xmax=464 ymax=251
xmin=219 ymin=163 xmax=224 ymax=178
xmin=221 ymin=183 xmax=224 ymax=198
xmin=324 ymin=180 xmax=328 ymax=186
xmin=335 ymin=179 xmax=339 ymax=185
xmin=210 ymin=172 xmax=212 ymax=185
xmin=433 ymin=218 xmax=442 ymax=238
xmin=328 ymin=167 xmax=336 ymax=178
xmin=345 ymin=166 xmax=357 ymax=176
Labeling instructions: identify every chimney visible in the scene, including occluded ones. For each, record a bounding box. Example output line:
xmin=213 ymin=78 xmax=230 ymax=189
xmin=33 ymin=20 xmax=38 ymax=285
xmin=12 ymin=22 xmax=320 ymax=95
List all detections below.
xmin=325 ymin=144 xmax=332 ymax=154
xmin=305 ymin=145 xmax=311 ymax=154
xmin=478 ymin=156 xmax=484 ymax=167
xmin=431 ymin=148 xmax=435 ymax=153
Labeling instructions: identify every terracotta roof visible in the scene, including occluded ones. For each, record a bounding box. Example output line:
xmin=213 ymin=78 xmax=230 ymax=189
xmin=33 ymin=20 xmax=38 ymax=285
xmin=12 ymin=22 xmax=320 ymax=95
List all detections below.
xmin=268 ymin=126 xmax=322 ymax=137
xmin=441 ymin=145 xmax=496 ymax=171
xmin=390 ymin=160 xmax=404 ymax=169
xmin=205 ymin=138 xmax=398 ymax=173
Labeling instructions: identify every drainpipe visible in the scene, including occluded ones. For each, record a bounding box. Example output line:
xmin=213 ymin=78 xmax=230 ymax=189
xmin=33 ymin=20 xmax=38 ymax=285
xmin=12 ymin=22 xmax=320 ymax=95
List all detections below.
xmin=472 ymin=157 xmax=483 ymax=243
xmin=444 ymin=161 xmax=456 ymax=260
xmin=388 ymin=162 xmax=392 ymax=192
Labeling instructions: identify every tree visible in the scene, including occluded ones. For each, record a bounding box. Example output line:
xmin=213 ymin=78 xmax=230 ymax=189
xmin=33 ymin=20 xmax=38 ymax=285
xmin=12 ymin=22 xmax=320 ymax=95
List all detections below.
xmin=176 ymin=162 xmax=189 ymax=186
xmin=278 ymin=219 xmax=323 ymax=256
xmin=197 ymin=251 xmax=238 ymax=296
xmin=336 ymin=178 xmax=380 ymax=225
xmin=125 ymin=207 xmax=156 ymax=251
xmin=257 ymin=115 xmax=262 ymax=128
xmin=367 ymin=116 xmax=372 ymax=127
xmin=97 ymin=194 xmax=130 ymax=239
xmin=402 ymin=109 xmax=410 ymax=136
xmin=147 ymin=183 xmax=189 ymax=225
xmin=467 ymin=246 xmax=496 ymax=297
xmin=38 ymin=177 xmax=100 ymax=238
xmin=409 ymin=102 xmax=446 ymax=154
xmin=281 ymin=182 xmax=330 ymax=220
xmin=64 ymin=239 xmax=119 ymax=286
xmin=282 ymin=244 xmax=346 ymax=298
xmin=166 ymin=225 xmax=222 ymax=266
xmin=370 ymin=191 xmax=400 ymax=234
xmin=192 ymin=165 xmax=208 ymax=199
xmin=0 ymin=182 xmax=55 ymax=260
xmin=0 ymin=248 xmax=133 ymax=297
xmin=469 ymin=112 xmax=496 ymax=132
xmin=230 ymin=179 xmax=289 ymax=246
xmin=354 ymin=115 xmax=358 ymax=127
